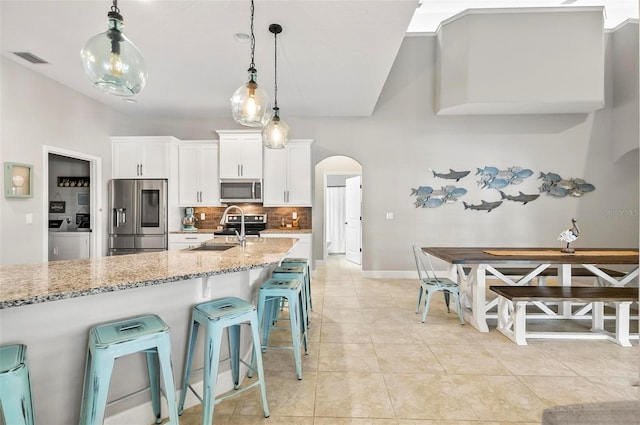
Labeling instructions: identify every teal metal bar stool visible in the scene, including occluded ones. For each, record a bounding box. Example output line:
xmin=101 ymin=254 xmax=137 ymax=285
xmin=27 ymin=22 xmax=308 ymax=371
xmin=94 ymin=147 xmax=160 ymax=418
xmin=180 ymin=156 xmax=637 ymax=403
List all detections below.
xmin=0 ymin=344 xmax=35 ymax=425
xmin=281 ymin=257 xmax=313 ymax=313
xmin=254 ymin=277 xmax=308 ymax=380
xmin=178 ymin=297 xmax=269 ymax=425
xmin=272 ymin=265 xmax=310 ymax=329
xmin=79 ymin=314 xmax=179 ymax=425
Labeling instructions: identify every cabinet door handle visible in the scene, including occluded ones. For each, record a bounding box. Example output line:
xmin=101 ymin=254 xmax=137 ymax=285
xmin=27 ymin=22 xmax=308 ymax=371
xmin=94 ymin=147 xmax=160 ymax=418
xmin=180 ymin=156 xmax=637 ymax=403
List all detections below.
xmin=139 ymin=163 xmax=143 ymax=176
xmin=185 ymin=237 xmax=198 ymax=240
xmin=237 ymin=164 xmax=241 ymax=177
xmin=241 ymin=164 xmax=244 ymax=176
xmin=283 ymin=191 xmax=287 ymax=203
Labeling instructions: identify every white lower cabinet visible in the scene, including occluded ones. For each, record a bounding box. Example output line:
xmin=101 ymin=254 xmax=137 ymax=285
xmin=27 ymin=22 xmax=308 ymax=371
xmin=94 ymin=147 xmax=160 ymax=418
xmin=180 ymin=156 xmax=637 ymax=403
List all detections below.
xmin=168 ymin=233 xmax=215 ymax=251
xmin=260 ymin=233 xmax=312 ymax=260
xmin=49 ymin=232 xmax=90 ymax=261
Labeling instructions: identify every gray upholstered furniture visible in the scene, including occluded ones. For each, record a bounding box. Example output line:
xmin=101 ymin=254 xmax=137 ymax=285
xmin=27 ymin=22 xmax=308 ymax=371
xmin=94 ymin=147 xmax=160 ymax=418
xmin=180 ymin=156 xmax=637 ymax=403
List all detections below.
xmin=541 ymin=400 xmax=639 ymax=424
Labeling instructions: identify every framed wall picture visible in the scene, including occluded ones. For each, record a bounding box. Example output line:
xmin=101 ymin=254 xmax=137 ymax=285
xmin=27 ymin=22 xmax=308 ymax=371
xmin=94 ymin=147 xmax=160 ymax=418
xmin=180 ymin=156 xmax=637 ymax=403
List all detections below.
xmin=4 ymin=162 xmax=33 ymax=198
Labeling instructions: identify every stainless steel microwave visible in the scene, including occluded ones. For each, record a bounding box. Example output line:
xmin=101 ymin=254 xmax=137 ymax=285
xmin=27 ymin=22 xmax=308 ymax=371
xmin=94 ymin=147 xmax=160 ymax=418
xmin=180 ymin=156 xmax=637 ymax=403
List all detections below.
xmin=220 ymin=180 xmax=262 ymax=203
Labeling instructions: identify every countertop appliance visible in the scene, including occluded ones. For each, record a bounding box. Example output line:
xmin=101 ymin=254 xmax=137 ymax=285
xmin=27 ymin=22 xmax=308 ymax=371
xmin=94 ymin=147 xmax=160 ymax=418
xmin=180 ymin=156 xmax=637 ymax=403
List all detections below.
xmin=220 ymin=180 xmax=262 ymax=203
xmin=182 ymin=207 xmax=197 ymax=232
xmin=108 ymin=179 xmax=168 ymax=255
xmin=214 ymin=213 xmax=267 ymax=237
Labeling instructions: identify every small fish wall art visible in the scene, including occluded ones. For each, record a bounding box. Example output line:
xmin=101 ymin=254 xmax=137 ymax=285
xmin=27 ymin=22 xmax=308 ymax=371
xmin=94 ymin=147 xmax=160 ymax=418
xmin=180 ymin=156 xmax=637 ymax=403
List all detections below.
xmin=463 ymin=200 xmax=503 ymax=213
xmin=410 ymin=185 xmax=467 ymax=208
xmin=476 ymin=166 xmax=534 ymax=189
xmin=538 ymin=172 xmax=596 ymax=197
xmin=430 ymin=168 xmax=471 ymax=182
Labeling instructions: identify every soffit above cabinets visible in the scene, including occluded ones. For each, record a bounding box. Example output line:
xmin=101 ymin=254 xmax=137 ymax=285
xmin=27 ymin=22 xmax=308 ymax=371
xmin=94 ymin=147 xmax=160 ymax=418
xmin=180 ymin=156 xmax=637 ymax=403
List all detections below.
xmin=435 ymin=7 xmax=606 ymax=115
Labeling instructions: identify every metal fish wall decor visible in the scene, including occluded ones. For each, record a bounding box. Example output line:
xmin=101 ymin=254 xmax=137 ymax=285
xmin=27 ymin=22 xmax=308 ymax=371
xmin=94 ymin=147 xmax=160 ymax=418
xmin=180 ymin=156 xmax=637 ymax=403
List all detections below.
xmin=476 ymin=166 xmax=534 ymax=189
xmin=411 ymin=167 xmax=595 ymax=211
xmin=410 ymin=185 xmax=467 ymax=208
xmin=538 ymin=172 xmax=596 ymax=197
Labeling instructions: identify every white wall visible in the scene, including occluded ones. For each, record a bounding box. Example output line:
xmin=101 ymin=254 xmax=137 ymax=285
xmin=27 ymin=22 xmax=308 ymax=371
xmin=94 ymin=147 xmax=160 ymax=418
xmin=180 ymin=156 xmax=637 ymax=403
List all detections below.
xmin=1 ymin=24 xmax=638 ymax=271
xmin=0 ymin=57 xmax=146 ymax=265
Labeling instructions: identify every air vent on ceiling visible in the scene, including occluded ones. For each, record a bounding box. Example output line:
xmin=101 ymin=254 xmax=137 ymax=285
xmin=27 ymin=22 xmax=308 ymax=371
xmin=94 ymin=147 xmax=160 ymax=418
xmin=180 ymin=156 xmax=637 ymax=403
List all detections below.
xmin=12 ymin=51 xmax=48 ymax=64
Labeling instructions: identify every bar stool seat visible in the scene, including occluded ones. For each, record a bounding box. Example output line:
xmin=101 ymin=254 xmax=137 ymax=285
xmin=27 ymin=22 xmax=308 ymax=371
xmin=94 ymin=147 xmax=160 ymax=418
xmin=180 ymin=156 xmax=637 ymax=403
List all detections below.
xmin=79 ymin=314 xmax=179 ymax=425
xmin=0 ymin=344 xmax=35 ymax=425
xmin=281 ymin=257 xmax=313 ymax=313
xmin=178 ymin=297 xmax=269 ymax=425
xmin=255 ymin=277 xmax=308 ymax=380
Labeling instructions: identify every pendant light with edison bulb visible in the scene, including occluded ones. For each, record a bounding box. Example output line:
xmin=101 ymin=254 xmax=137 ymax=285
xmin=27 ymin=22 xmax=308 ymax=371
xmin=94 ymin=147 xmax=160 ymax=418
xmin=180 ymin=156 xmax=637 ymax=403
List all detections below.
xmin=81 ymin=0 xmax=147 ymax=96
xmin=230 ymin=0 xmax=272 ymax=127
xmin=262 ymin=23 xmax=290 ymax=149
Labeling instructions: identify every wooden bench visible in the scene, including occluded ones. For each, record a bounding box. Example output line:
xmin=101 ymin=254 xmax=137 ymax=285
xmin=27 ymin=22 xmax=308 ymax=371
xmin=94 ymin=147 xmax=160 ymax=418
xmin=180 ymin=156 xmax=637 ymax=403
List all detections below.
xmin=463 ymin=267 xmax=625 ymax=285
xmin=489 ymin=285 xmax=639 ymax=346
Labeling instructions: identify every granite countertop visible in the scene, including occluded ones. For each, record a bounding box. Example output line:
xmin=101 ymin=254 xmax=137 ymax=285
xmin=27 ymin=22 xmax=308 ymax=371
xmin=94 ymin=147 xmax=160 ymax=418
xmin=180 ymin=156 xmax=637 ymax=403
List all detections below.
xmin=0 ymin=237 xmax=297 ymax=309
xmin=261 ymin=228 xmax=312 ymax=234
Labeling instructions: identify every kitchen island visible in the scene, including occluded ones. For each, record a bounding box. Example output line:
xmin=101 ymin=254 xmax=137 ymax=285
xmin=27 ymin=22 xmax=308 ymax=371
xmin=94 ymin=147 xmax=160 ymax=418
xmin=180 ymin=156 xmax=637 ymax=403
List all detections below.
xmin=0 ymin=237 xmax=298 ymax=424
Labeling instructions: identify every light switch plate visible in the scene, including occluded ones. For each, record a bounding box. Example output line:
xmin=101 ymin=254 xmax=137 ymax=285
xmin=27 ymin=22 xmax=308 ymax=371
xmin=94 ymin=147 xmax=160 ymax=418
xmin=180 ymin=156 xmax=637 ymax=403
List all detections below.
xmin=200 ymin=213 xmax=205 ymax=220
xmin=385 ymin=212 xmax=394 ymax=220
xmin=26 ymin=213 xmax=33 ymax=224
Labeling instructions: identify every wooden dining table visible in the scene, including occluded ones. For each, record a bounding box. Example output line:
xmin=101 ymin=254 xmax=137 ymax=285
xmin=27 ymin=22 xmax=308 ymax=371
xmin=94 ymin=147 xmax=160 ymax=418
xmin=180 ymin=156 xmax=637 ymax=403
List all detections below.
xmin=421 ymin=247 xmax=639 ymax=332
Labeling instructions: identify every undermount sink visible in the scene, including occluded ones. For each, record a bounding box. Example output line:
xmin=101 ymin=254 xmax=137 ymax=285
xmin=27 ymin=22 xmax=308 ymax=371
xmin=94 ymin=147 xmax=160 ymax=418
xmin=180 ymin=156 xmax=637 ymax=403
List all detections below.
xmin=190 ymin=244 xmax=237 ymax=251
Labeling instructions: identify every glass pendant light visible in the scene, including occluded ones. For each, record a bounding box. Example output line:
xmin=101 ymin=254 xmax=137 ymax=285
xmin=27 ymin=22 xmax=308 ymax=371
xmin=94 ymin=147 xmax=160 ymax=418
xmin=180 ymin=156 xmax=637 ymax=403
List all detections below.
xmin=231 ymin=0 xmax=272 ymax=127
xmin=262 ymin=24 xmax=290 ymax=149
xmin=81 ymin=0 xmax=147 ymax=96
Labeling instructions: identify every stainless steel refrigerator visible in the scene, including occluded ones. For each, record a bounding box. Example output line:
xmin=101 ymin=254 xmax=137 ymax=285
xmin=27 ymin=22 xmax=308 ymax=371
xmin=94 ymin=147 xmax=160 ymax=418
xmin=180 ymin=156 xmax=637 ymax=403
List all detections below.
xmin=108 ymin=179 xmax=168 ymax=255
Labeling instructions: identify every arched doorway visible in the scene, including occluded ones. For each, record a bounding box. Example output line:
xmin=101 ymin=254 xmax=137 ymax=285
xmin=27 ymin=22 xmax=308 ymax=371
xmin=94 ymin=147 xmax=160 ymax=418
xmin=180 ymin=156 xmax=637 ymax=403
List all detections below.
xmin=313 ymin=156 xmax=363 ymax=267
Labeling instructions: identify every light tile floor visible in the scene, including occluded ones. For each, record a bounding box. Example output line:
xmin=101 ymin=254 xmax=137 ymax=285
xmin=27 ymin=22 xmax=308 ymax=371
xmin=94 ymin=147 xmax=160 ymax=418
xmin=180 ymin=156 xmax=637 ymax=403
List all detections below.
xmin=172 ymin=255 xmax=639 ymax=425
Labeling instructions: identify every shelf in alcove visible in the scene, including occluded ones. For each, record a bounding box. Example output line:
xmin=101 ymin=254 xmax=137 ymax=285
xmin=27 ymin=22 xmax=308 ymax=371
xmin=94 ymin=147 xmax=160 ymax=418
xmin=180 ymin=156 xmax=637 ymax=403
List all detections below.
xmin=57 ymin=177 xmax=90 ymax=188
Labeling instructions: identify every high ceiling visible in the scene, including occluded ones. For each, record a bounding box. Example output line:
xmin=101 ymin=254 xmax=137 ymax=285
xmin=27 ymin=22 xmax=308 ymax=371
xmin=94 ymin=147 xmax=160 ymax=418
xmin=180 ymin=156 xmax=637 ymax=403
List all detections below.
xmin=1 ymin=1 xmax=637 ymax=120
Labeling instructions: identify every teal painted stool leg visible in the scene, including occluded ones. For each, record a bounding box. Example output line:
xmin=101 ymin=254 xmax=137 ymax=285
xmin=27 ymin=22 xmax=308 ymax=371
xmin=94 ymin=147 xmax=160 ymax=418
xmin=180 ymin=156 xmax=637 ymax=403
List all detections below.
xmin=422 ymin=290 xmax=435 ymax=323
xmin=155 ymin=336 xmax=179 ymax=425
xmin=178 ymin=319 xmax=200 ymax=414
xmin=201 ymin=321 xmax=223 ymax=425
xmin=228 ymin=324 xmax=241 ymax=389
xmin=287 ymin=293 xmax=303 ymax=380
xmin=0 ymin=344 xmax=35 ymax=425
xmin=145 ymin=350 xmax=162 ymax=423
xmin=84 ymin=350 xmax=115 ymax=425
xmin=248 ymin=310 xmax=270 ymax=418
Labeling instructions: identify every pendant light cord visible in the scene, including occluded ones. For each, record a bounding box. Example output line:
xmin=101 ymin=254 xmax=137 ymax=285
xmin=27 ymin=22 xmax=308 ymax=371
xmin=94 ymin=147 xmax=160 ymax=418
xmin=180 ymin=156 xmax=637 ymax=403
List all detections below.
xmin=273 ymin=29 xmax=278 ymax=109
xmin=249 ymin=0 xmax=256 ymax=71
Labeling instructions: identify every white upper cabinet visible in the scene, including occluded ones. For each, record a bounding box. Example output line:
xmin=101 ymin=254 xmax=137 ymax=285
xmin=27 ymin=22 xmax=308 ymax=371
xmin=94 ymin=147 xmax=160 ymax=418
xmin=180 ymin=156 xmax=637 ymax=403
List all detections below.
xmin=178 ymin=141 xmax=220 ymax=206
xmin=263 ymin=140 xmax=313 ymax=206
xmin=216 ymin=130 xmax=263 ymax=179
xmin=111 ymin=136 xmax=178 ymax=179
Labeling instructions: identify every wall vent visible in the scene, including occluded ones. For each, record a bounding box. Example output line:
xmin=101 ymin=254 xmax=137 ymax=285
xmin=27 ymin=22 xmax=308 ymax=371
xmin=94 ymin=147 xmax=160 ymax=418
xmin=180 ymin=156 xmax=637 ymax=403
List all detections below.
xmin=12 ymin=51 xmax=48 ymax=64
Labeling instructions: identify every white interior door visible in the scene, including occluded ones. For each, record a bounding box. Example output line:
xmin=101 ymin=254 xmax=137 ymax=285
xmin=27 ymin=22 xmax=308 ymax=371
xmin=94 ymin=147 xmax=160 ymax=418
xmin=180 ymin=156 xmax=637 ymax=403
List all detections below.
xmin=345 ymin=176 xmax=362 ymax=265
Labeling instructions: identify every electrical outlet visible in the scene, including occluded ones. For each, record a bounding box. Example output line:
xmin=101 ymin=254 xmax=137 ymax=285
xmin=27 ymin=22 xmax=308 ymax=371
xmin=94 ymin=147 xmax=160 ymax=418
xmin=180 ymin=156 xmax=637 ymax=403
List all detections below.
xmin=200 ymin=213 xmax=205 ymax=220
xmin=292 ymin=211 xmax=298 ymax=220
xmin=385 ymin=212 xmax=394 ymax=220
xmin=26 ymin=213 xmax=33 ymax=224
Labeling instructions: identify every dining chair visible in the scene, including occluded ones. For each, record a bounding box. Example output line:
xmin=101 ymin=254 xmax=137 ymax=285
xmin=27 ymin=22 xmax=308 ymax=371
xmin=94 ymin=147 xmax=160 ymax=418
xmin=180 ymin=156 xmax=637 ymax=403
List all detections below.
xmin=413 ymin=245 xmax=464 ymax=324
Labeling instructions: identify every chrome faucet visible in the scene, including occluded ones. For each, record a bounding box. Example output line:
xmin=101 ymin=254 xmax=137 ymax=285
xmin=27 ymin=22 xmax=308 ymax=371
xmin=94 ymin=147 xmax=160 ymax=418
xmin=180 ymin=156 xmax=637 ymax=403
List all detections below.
xmin=220 ymin=205 xmax=246 ymax=247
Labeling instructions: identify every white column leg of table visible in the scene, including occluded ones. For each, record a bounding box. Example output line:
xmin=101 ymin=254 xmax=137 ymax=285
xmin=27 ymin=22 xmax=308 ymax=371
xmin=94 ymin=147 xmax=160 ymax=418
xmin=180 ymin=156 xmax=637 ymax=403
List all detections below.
xmin=467 ymin=264 xmax=489 ymax=332
xmin=558 ymin=263 xmax=573 ymax=317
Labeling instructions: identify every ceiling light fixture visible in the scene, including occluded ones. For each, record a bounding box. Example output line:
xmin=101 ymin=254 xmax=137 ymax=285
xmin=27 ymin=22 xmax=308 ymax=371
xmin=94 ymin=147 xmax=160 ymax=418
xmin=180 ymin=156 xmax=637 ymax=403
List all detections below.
xmin=81 ymin=0 xmax=147 ymax=97
xmin=230 ymin=0 xmax=272 ymax=127
xmin=262 ymin=23 xmax=290 ymax=149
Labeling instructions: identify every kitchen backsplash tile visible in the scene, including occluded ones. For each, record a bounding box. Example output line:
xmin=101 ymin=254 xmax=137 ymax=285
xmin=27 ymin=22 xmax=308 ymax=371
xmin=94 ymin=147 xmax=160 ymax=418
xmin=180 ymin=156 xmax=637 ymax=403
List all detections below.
xmin=189 ymin=206 xmax=311 ymax=230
